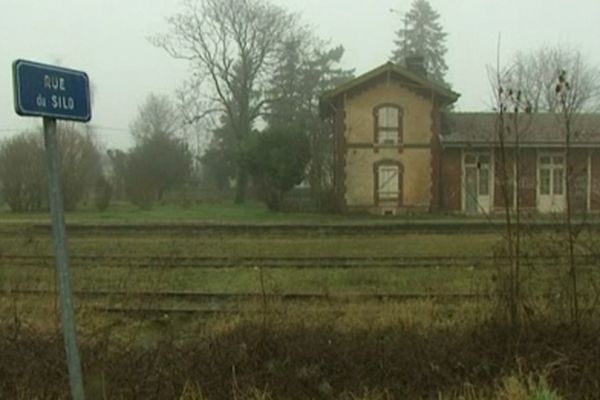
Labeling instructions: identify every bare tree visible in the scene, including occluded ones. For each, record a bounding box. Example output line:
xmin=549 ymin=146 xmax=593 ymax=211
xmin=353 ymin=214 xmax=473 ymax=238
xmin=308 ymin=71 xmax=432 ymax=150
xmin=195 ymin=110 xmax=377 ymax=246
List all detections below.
xmin=488 ymin=38 xmax=534 ymax=328
xmin=0 ymin=132 xmax=45 ymax=211
xmin=555 ymin=69 xmax=588 ymax=327
xmin=126 ymin=94 xmax=193 ymax=206
xmin=175 ymin=82 xmax=215 ymax=174
xmin=503 ymin=90 xmax=533 ymax=328
xmin=511 ymin=46 xmax=600 ymax=113
xmin=497 ymin=44 xmax=600 ymax=327
xmin=0 ymin=125 xmax=102 ymax=212
xmin=130 ymin=93 xmax=178 ymax=144
xmin=56 ymin=123 xmax=103 ymax=210
xmin=152 ymin=0 xmax=294 ymax=203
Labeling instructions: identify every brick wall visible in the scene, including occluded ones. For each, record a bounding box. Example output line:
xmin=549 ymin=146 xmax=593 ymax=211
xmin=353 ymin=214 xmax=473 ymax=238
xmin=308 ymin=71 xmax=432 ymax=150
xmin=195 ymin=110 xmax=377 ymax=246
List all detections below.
xmin=439 ymin=148 xmax=461 ymax=211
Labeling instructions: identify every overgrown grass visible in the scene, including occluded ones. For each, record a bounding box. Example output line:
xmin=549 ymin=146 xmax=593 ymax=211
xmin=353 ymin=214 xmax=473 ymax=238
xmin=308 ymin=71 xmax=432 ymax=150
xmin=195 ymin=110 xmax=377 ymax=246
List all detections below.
xmin=0 ymin=229 xmax=499 ymax=296
xmin=1 ymin=300 xmax=594 ymax=399
xmin=3 ymin=228 xmax=600 ymax=314
xmin=3 ymin=228 xmax=600 ymax=300
xmin=1 ymin=222 xmax=599 ymax=398
xmin=0 ymin=264 xmax=495 ymax=295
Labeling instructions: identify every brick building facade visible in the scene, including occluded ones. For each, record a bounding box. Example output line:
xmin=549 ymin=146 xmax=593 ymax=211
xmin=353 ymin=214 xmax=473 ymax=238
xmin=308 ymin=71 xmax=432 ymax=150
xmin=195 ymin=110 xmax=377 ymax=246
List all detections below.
xmin=321 ymin=62 xmax=600 ymax=215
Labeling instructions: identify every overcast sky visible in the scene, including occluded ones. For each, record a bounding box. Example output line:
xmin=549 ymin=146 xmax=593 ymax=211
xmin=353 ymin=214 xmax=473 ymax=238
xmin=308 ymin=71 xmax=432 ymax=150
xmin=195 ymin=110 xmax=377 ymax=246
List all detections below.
xmin=2 ymin=0 xmax=600 ymax=150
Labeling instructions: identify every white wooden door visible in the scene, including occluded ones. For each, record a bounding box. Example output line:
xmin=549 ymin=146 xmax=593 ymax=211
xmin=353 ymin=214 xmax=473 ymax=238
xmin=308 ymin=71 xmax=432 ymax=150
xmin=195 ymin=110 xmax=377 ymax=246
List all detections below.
xmin=538 ymin=154 xmax=565 ymax=213
xmin=464 ymin=153 xmax=492 ymax=213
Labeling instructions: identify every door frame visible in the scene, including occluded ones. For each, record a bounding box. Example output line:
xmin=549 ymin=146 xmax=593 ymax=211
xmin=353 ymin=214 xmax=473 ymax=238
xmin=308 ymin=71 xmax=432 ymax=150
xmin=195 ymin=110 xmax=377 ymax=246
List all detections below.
xmin=536 ymin=151 xmax=566 ymax=213
xmin=461 ymin=150 xmax=494 ymax=213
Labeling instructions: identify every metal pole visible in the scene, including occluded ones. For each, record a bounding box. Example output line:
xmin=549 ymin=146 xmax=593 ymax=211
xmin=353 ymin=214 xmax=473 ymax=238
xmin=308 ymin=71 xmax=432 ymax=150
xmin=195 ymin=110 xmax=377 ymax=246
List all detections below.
xmin=43 ymin=117 xmax=86 ymax=400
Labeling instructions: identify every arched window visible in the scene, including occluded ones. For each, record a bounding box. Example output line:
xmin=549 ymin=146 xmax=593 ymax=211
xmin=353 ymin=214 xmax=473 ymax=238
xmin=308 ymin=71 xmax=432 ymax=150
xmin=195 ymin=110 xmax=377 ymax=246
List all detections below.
xmin=374 ymin=160 xmax=404 ymax=205
xmin=374 ymin=104 xmax=403 ymax=145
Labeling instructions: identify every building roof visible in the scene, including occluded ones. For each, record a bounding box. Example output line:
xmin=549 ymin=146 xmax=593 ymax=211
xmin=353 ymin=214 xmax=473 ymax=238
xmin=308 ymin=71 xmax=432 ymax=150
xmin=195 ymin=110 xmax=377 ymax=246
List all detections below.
xmin=320 ymin=62 xmax=460 ymax=116
xmin=443 ymin=112 xmax=600 ymax=148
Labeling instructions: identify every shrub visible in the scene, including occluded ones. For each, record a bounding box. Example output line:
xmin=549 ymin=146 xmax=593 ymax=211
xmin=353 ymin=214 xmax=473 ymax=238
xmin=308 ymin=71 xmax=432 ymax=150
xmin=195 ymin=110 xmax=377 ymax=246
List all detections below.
xmin=0 ymin=126 xmax=102 ymax=212
xmin=243 ymin=127 xmax=310 ymax=211
xmin=94 ymin=175 xmax=112 ymax=211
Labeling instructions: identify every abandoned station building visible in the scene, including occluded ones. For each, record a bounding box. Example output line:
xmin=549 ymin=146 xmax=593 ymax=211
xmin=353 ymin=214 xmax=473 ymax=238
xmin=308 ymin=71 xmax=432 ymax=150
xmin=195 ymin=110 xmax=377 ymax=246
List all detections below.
xmin=320 ymin=61 xmax=600 ymax=215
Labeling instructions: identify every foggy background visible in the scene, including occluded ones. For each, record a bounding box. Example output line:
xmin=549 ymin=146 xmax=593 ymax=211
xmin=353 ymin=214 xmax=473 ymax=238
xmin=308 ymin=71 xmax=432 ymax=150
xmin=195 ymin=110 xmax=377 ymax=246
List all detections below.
xmin=2 ymin=0 xmax=599 ymax=149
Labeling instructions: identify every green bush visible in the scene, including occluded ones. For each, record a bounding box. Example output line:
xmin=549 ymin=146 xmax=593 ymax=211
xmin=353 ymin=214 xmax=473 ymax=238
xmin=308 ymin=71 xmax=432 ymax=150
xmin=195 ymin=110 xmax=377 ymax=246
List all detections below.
xmin=243 ymin=126 xmax=310 ymax=211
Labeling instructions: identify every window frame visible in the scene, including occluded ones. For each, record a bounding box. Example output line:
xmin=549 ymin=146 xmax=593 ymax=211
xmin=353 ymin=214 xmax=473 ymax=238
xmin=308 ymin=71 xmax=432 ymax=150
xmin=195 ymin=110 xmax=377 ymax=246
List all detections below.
xmin=464 ymin=152 xmax=491 ymax=197
xmin=373 ymin=104 xmax=403 ymax=146
xmin=540 ymin=169 xmax=551 ymax=195
xmin=538 ymin=151 xmax=567 ymax=201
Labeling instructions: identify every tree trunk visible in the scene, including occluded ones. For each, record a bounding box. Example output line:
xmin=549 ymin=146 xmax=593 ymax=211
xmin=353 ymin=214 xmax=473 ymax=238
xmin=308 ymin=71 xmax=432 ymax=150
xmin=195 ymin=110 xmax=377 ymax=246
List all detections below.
xmin=565 ymin=120 xmax=579 ymax=327
xmin=234 ymin=82 xmax=251 ymax=205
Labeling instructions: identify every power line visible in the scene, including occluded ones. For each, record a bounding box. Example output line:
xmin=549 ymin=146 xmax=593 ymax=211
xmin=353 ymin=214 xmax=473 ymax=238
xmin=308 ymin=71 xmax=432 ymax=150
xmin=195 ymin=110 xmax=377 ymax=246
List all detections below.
xmin=89 ymin=125 xmax=129 ymax=133
xmin=0 ymin=126 xmax=130 ymax=135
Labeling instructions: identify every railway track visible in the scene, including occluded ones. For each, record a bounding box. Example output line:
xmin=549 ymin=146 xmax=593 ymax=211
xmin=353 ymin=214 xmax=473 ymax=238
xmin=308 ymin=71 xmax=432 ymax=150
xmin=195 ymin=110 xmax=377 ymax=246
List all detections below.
xmin=0 ymin=253 xmax=597 ymax=269
xmin=1 ymin=288 xmax=492 ymax=316
xmin=4 ymin=288 xmax=596 ymax=317
xmin=1 ymin=219 xmax=599 ymax=237
xmin=1 ymin=287 xmax=486 ymax=301
xmin=0 ymin=254 xmax=493 ymax=268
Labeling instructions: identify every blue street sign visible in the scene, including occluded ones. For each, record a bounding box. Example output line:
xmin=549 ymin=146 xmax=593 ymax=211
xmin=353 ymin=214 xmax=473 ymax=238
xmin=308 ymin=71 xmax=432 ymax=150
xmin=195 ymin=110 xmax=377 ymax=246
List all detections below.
xmin=13 ymin=59 xmax=91 ymax=122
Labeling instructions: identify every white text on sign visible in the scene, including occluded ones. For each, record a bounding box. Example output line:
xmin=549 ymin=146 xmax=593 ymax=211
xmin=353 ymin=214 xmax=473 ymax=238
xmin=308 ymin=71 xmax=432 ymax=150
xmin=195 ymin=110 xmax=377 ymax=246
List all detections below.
xmin=44 ymin=75 xmax=66 ymax=91
xmin=40 ymin=75 xmax=75 ymax=111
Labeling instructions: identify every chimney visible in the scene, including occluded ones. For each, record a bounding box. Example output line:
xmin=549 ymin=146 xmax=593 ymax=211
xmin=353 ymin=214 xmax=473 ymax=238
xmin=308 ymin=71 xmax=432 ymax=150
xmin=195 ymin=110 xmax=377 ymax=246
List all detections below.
xmin=405 ymin=55 xmax=427 ymax=77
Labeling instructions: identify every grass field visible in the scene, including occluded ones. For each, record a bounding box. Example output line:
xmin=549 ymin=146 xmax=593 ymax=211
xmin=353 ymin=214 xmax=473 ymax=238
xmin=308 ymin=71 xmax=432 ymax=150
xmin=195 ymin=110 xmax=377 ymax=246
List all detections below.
xmin=0 ymin=231 xmax=499 ymax=257
xmin=1 ymin=224 xmax=598 ymax=296
xmin=1 ymin=229 xmax=501 ymax=296
xmin=1 ymin=211 xmax=599 ymax=398
xmin=0 ymin=201 xmax=349 ymax=223
xmin=2 ymin=199 xmax=597 ymax=225
xmin=0 ymin=200 xmax=520 ymax=224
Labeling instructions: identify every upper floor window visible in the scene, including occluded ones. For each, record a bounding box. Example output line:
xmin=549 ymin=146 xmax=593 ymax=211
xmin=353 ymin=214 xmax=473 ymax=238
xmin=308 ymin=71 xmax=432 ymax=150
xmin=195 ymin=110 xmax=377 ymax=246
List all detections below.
xmin=374 ymin=105 xmax=403 ymax=145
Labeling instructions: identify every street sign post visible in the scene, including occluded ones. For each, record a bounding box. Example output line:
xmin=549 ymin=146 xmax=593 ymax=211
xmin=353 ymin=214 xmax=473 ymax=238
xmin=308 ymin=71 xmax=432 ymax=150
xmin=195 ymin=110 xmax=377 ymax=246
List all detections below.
xmin=13 ymin=59 xmax=89 ymax=400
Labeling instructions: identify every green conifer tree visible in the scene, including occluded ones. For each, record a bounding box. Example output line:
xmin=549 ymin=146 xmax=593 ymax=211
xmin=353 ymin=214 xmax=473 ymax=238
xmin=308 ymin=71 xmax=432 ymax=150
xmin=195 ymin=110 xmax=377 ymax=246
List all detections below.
xmin=391 ymin=0 xmax=448 ymax=84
